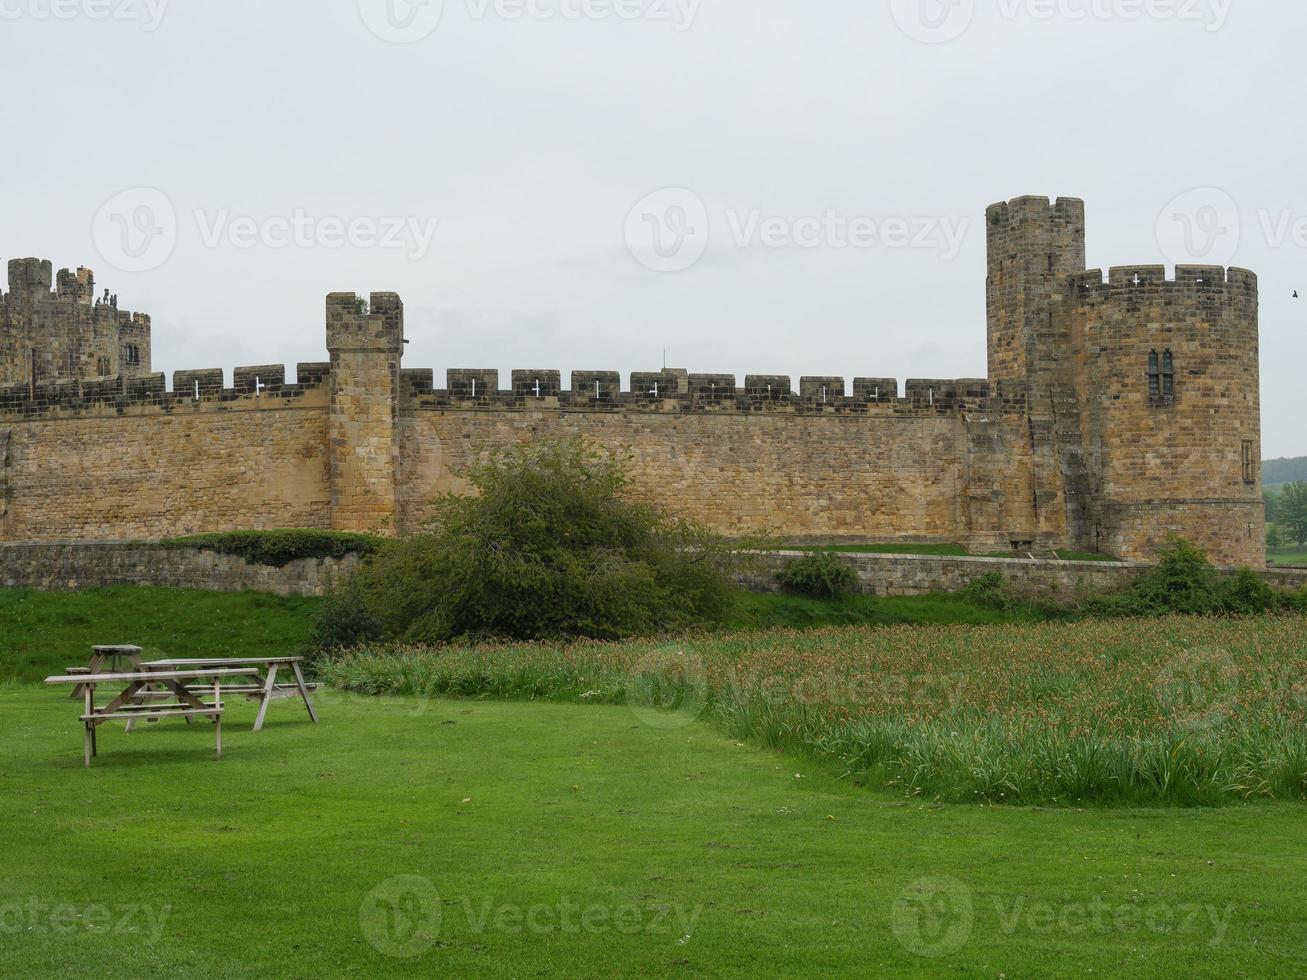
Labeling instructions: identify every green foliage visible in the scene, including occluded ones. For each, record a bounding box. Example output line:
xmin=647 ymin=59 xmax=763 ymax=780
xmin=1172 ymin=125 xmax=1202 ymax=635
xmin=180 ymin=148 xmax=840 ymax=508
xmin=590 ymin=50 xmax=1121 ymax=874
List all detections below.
xmin=1086 ymin=537 xmax=1290 ymax=617
xmin=319 ymin=438 xmax=739 ymax=646
xmin=957 ymin=571 xmax=1022 ymax=612
xmin=162 ymin=529 xmax=381 ymax=567
xmin=0 ymin=587 xmax=320 ymax=684
xmin=1263 ymin=455 xmax=1307 ymax=487
xmin=1279 ymin=481 xmax=1307 ymax=545
xmin=320 ymin=614 xmax=1307 ymax=807
xmin=1267 ymin=523 xmax=1283 ymax=550
xmin=775 ymin=552 xmax=860 ymax=598
xmin=308 ymin=584 xmax=382 ymax=654
xmin=1264 ymin=487 xmax=1280 ymax=524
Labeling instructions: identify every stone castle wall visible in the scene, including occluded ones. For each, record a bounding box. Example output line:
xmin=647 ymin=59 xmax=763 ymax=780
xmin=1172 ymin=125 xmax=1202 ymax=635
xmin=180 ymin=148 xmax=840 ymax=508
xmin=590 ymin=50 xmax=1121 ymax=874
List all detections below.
xmin=0 ymin=197 xmax=1267 ymax=568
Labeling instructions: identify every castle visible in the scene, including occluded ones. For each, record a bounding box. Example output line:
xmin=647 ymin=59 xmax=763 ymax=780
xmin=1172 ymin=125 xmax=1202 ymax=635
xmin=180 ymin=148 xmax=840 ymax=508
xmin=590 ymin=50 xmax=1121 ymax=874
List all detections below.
xmin=0 ymin=196 xmax=1265 ymax=567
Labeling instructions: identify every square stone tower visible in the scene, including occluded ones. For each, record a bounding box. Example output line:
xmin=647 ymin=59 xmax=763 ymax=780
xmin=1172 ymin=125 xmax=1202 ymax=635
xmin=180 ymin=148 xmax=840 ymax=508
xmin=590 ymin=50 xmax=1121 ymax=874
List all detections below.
xmin=325 ymin=292 xmax=404 ymax=534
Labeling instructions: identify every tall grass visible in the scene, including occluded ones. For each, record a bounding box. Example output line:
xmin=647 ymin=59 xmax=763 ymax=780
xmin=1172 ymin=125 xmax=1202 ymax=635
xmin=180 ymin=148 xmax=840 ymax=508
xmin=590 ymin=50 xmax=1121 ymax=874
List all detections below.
xmin=319 ymin=616 xmax=1307 ymax=807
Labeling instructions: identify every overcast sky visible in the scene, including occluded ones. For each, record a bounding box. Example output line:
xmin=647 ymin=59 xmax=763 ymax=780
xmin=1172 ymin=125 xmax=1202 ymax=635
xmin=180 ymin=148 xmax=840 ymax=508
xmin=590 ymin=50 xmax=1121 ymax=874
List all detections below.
xmin=3 ymin=0 xmax=1303 ymax=456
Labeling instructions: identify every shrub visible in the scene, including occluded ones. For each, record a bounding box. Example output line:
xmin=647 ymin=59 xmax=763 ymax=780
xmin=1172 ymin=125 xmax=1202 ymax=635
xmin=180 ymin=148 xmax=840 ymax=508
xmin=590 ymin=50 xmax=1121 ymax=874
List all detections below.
xmin=1083 ymin=537 xmax=1292 ymax=617
xmin=776 ymin=552 xmax=860 ymax=599
xmin=309 ymin=584 xmax=383 ymax=654
xmin=163 ymin=529 xmax=382 ymax=567
xmin=957 ymin=571 xmax=1021 ymax=612
xmin=316 ymin=438 xmax=742 ymax=646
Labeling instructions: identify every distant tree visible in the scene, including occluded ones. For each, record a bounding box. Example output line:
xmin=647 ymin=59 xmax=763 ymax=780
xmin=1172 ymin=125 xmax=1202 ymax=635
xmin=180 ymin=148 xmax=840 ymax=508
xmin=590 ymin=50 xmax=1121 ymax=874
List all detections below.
xmin=1263 ymin=456 xmax=1307 ymax=487
xmin=1266 ymin=524 xmax=1283 ymax=550
xmin=1280 ymin=482 xmax=1307 ymax=546
xmin=1263 ymin=487 xmax=1279 ymax=525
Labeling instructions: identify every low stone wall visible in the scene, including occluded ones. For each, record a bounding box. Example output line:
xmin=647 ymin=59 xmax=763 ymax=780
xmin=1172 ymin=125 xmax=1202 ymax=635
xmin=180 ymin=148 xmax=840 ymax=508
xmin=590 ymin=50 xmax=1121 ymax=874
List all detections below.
xmin=0 ymin=542 xmax=359 ymax=597
xmin=0 ymin=541 xmax=1300 ymax=602
xmin=743 ymin=552 xmax=1147 ymax=601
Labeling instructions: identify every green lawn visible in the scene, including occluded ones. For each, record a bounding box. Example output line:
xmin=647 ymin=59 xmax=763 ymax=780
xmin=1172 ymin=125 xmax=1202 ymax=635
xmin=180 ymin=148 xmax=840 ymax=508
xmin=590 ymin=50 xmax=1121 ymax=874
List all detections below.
xmin=0 ymin=588 xmax=320 ymax=684
xmin=0 ymin=587 xmax=1050 ymax=685
xmin=3 ymin=688 xmax=1307 ymax=977
xmin=787 ymin=542 xmax=1119 ymax=562
xmin=1268 ymin=548 xmax=1307 ymax=567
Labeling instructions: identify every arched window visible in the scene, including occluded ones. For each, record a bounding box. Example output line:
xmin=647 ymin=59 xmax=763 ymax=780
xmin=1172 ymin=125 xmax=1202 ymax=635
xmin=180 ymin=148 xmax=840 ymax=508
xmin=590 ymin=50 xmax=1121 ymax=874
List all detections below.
xmin=1148 ymin=350 xmax=1161 ymax=399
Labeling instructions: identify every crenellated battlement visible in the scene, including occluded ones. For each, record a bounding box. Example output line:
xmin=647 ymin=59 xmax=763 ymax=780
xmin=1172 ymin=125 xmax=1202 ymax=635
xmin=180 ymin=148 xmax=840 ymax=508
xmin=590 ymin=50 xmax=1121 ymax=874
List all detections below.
xmin=986 ymin=195 xmax=1085 ymax=227
xmin=395 ymin=369 xmax=1022 ymax=415
xmin=1068 ymin=265 xmax=1258 ymax=296
xmin=0 ymin=363 xmax=332 ymax=419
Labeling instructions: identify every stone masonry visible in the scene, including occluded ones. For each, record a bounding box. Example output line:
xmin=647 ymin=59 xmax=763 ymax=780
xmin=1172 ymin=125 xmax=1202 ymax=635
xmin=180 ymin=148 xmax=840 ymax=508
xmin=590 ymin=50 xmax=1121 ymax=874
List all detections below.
xmin=0 ymin=196 xmax=1266 ymax=567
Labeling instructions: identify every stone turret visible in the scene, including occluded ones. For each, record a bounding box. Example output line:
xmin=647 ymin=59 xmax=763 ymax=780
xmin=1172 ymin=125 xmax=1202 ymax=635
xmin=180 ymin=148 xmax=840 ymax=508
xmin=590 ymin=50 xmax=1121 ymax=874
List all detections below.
xmin=325 ymin=292 xmax=404 ymax=533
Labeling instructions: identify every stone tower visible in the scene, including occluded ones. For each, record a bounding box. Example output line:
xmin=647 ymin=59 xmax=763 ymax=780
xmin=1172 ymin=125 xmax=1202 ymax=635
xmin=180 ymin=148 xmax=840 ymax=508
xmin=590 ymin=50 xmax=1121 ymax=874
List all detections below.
xmin=987 ymin=195 xmax=1265 ymax=568
xmin=985 ymin=197 xmax=1093 ymax=551
xmin=0 ymin=257 xmax=152 ymax=386
xmin=325 ymin=291 xmax=404 ymax=533
xmin=1063 ymin=264 xmax=1263 ymax=566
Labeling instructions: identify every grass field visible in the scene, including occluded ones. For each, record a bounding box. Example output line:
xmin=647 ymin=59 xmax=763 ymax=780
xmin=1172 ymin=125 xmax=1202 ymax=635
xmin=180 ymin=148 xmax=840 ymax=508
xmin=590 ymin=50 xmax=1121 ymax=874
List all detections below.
xmin=324 ymin=616 xmax=1307 ymax=806
xmin=1268 ymin=547 xmax=1307 ymax=567
xmin=0 ymin=586 xmax=1048 ymax=685
xmin=4 ymin=688 xmax=1307 ymax=977
xmin=786 ymin=543 xmax=1119 ymax=561
xmin=0 ymin=588 xmax=320 ymax=685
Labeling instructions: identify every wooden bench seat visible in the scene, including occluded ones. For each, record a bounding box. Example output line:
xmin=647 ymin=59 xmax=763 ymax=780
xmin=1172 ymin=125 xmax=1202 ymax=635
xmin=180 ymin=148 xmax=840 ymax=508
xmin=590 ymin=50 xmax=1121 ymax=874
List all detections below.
xmin=82 ymin=707 xmax=223 ymax=722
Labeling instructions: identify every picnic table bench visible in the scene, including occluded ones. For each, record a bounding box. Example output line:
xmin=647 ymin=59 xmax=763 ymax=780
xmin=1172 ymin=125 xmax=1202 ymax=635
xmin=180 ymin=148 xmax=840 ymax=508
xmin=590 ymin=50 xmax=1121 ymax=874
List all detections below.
xmin=45 ymin=668 xmax=249 ymax=767
xmin=70 ymin=648 xmax=320 ymax=733
xmin=142 ymin=657 xmax=319 ymax=732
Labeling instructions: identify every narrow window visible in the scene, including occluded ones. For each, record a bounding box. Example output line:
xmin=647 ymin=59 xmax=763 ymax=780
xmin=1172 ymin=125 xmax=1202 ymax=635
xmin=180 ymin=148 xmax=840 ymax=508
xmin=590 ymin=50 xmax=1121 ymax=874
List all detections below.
xmin=124 ymin=344 xmax=140 ymax=367
xmin=1242 ymin=441 xmax=1256 ymax=485
xmin=1161 ymin=349 xmax=1175 ymax=398
xmin=1148 ymin=350 xmax=1161 ymax=399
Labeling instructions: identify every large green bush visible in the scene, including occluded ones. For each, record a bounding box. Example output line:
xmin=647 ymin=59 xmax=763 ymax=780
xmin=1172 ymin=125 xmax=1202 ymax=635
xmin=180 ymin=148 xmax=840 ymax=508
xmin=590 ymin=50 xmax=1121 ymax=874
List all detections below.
xmin=162 ymin=529 xmax=382 ymax=567
xmin=1085 ymin=537 xmax=1291 ymax=616
xmin=313 ymin=438 xmax=741 ymax=648
xmin=776 ymin=552 xmax=860 ymax=599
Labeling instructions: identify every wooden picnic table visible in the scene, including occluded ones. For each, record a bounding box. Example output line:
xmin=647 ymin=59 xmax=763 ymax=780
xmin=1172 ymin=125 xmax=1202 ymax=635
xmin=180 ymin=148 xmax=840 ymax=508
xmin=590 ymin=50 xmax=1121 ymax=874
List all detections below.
xmin=142 ymin=656 xmax=319 ymax=732
xmin=70 ymin=649 xmax=319 ymax=733
xmin=46 ymin=668 xmax=249 ymax=767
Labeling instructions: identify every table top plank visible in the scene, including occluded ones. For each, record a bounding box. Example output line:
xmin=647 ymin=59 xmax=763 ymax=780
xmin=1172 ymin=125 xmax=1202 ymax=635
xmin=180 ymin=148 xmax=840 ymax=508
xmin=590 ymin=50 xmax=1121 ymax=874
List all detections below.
xmin=45 ymin=668 xmax=251 ymax=685
xmin=144 ymin=657 xmax=305 ymax=667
